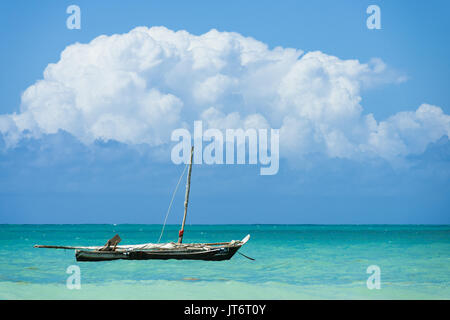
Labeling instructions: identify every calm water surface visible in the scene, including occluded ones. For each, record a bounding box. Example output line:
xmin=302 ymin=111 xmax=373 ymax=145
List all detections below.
xmin=0 ymin=224 xmax=449 ymax=299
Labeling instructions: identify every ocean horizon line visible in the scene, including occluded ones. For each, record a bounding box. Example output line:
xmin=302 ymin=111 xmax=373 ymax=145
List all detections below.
xmin=1 ymin=223 xmax=449 ymax=226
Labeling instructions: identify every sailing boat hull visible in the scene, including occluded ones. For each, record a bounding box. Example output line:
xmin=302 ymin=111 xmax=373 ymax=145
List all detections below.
xmin=75 ymin=246 xmax=242 ymax=262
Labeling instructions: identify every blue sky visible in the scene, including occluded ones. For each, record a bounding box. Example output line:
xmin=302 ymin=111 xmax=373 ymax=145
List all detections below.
xmin=0 ymin=0 xmax=449 ymax=224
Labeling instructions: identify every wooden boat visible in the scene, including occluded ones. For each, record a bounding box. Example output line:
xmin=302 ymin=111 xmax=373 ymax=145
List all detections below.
xmin=34 ymin=147 xmax=251 ymax=262
xmin=34 ymin=235 xmax=250 ymax=262
xmin=73 ymin=235 xmax=250 ymax=262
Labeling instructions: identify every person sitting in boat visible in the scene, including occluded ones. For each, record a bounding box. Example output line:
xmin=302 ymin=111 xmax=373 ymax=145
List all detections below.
xmin=99 ymin=234 xmax=121 ymax=251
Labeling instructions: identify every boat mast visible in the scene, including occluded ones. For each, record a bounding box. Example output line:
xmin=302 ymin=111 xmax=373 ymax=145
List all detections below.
xmin=178 ymin=146 xmax=194 ymax=244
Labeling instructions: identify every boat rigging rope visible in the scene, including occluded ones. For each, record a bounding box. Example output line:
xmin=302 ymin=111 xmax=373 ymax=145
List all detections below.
xmin=157 ymin=163 xmax=189 ymax=243
xmin=238 ymin=251 xmax=255 ymax=261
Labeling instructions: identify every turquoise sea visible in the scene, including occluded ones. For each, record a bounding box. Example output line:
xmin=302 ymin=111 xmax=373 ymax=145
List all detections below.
xmin=0 ymin=224 xmax=449 ymax=299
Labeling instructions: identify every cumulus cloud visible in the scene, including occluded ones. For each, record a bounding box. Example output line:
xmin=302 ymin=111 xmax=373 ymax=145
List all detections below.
xmin=0 ymin=26 xmax=448 ymax=163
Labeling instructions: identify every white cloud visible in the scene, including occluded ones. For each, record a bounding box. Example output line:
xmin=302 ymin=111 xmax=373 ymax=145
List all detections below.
xmin=364 ymin=104 xmax=450 ymax=160
xmin=0 ymin=26 xmax=448 ymax=163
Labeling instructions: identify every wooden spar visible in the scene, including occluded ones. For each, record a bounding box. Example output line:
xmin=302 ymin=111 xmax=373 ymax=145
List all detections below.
xmin=34 ymin=245 xmax=86 ymax=249
xmin=178 ymin=146 xmax=194 ymax=244
xmin=34 ymin=241 xmax=235 ymax=250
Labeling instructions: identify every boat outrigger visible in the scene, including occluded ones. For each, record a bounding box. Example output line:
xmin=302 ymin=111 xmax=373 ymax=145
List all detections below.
xmin=34 ymin=146 xmax=250 ymax=262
